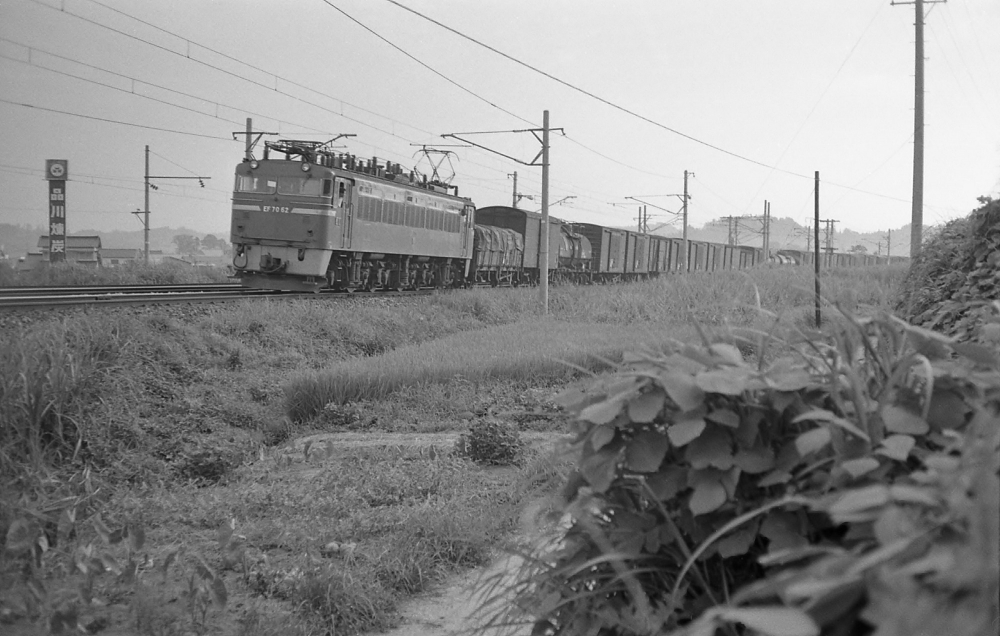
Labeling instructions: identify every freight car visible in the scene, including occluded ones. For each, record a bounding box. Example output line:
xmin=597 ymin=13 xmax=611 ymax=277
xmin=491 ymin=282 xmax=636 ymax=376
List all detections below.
xmin=230 ymin=139 xmax=474 ymax=292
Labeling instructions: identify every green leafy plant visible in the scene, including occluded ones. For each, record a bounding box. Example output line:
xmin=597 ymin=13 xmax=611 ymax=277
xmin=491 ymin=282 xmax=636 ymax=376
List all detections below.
xmin=488 ymin=311 xmax=998 ymax=636
xmin=456 ymin=419 xmax=526 ymax=466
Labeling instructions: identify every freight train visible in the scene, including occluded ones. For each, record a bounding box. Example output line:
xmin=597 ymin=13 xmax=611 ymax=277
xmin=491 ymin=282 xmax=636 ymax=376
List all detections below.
xmin=229 ymin=142 xmax=885 ymax=292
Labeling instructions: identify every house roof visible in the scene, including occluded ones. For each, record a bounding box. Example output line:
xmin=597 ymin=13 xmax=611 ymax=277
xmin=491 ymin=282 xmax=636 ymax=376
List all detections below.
xmin=37 ymin=235 xmax=102 ymax=249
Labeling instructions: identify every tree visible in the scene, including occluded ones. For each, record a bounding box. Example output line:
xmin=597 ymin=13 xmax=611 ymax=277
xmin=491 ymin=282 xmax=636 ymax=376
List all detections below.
xmin=201 ymin=234 xmax=228 ymax=252
xmin=848 ymin=244 xmax=868 ymax=254
xmin=172 ymin=234 xmax=202 ymax=256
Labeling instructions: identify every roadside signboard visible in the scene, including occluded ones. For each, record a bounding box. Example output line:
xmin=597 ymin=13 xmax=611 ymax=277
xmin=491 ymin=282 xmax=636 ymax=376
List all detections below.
xmin=45 ymin=160 xmax=68 ymax=263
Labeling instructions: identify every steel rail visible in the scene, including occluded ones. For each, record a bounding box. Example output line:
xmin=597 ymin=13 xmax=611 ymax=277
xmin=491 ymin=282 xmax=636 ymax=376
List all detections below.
xmin=0 ymin=285 xmax=433 ymax=310
xmin=0 ymin=283 xmax=243 ymax=296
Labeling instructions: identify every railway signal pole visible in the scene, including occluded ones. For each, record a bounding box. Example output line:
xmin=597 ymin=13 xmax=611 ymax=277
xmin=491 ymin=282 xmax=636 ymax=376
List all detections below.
xmin=443 ymin=111 xmax=563 ymax=315
xmin=892 ymin=0 xmax=946 ymax=259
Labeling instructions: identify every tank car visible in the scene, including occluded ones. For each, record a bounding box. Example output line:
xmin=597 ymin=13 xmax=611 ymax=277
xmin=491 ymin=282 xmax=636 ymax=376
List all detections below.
xmin=230 ymin=139 xmax=475 ymax=292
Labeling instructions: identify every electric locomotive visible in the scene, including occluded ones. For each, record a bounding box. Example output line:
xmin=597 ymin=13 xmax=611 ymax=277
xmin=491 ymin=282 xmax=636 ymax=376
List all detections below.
xmin=230 ymin=139 xmax=475 ymax=292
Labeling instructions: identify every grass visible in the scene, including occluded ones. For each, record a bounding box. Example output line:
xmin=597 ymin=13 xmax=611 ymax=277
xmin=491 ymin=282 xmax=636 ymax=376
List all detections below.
xmin=0 ymin=264 xmax=907 ymax=635
xmin=1 ymin=260 xmax=233 ymax=286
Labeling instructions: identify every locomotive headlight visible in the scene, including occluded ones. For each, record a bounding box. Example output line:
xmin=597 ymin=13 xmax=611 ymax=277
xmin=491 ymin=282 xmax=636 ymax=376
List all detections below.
xmin=301 ymin=162 xmax=311 ymax=172
xmin=249 ymin=160 xmax=259 ymax=169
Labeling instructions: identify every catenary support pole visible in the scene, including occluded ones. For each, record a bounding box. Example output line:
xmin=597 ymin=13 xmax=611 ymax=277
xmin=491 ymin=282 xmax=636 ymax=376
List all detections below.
xmin=510 ymin=171 xmax=518 ymax=208
xmin=539 ymin=110 xmax=550 ymax=315
xmin=814 ymin=172 xmax=821 ymax=328
xmin=144 ymin=145 xmax=150 ymax=265
xmin=682 ymin=170 xmax=690 ymax=271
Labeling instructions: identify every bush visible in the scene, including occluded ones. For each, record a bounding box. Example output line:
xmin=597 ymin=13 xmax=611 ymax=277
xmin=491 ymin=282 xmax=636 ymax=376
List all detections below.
xmin=899 ymin=198 xmax=1000 ymax=341
xmin=456 ymin=419 xmax=525 ymax=466
xmin=490 ymin=312 xmax=999 ymax=636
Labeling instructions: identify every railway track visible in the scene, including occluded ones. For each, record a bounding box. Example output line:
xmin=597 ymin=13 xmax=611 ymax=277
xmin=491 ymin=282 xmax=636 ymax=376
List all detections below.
xmin=0 ymin=283 xmax=431 ymax=310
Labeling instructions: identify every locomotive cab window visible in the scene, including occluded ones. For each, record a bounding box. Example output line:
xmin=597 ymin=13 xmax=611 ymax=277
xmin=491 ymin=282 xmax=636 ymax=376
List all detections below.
xmin=277 ymin=176 xmax=323 ymax=197
xmin=236 ymin=175 xmax=276 ymax=193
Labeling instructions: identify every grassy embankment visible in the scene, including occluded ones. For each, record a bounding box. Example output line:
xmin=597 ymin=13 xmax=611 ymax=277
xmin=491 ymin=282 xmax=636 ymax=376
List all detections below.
xmin=0 ymin=263 xmax=907 ymax=635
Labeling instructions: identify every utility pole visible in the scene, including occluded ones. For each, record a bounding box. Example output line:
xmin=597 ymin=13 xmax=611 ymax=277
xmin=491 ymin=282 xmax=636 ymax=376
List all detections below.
xmin=682 ymin=170 xmax=692 ymax=271
xmin=143 ymin=145 xmax=150 ymax=264
xmin=540 ymin=110 xmax=550 ymax=315
xmin=508 ymin=171 xmax=518 ymax=208
xmin=814 ymin=171 xmax=821 ymax=328
xmin=885 ymin=229 xmax=892 ymax=263
xmin=892 ymin=0 xmax=945 ymax=259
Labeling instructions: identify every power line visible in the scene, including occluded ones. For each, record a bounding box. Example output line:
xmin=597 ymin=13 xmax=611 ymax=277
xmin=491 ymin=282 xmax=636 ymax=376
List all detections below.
xmin=0 ymin=38 xmax=336 ymax=136
xmin=384 ymin=0 xmax=811 ymax=177
xmin=0 ymin=97 xmax=231 ymax=139
xmin=320 ymin=0 xmax=534 ymax=126
xmin=739 ymin=2 xmax=884 ymax=212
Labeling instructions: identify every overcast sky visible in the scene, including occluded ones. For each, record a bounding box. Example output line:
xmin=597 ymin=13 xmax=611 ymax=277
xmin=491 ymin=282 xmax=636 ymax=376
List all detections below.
xmin=2 ymin=0 xmax=998 ymax=243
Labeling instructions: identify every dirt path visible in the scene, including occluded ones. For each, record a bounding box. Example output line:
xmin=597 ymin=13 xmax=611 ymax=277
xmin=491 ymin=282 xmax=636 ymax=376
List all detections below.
xmin=372 ymin=553 xmax=531 ymax=636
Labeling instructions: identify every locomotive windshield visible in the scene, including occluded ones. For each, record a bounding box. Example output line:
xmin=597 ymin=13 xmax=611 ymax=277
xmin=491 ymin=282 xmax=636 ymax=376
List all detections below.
xmin=236 ymin=175 xmax=331 ymax=197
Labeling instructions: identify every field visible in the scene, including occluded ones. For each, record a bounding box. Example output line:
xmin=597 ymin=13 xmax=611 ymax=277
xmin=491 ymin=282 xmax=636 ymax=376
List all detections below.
xmin=0 ymin=264 xmax=914 ymax=634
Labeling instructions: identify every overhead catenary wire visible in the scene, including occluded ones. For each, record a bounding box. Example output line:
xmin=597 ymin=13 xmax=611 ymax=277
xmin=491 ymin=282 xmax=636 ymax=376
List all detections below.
xmin=0 ymin=98 xmax=231 ymax=140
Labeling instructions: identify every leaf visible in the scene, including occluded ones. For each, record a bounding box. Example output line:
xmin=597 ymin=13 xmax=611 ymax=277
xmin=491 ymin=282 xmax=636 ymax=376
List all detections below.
xmin=624 ymin=430 xmax=670 ymax=473
xmin=828 ymin=485 xmax=889 ymax=516
xmin=108 ymin=527 xmax=126 ymax=545
xmin=579 ymin=397 xmax=626 ymax=425
xmin=667 ymin=417 xmax=706 ymax=447
xmin=760 ymin=512 xmax=807 ymax=552
xmin=688 ymin=471 xmax=728 ymax=515
xmin=873 ymin=505 xmax=917 ymax=545
xmin=707 ymin=408 xmax=740 ymax=428
xmin=696 ymin=368 xmax=753 ymax=395
xmin=657 ymin=370 xmax=705 ymax=411
xmin=645 ymin=467 xmax=686 ymax=500
xmin=627 ymin=391 xmax=665 ymax=423
xmin=795 ymin=428 xmax=831 ymax=457
xmin=194 ymin=554 xmax=216 ymax=581
xmin=716 ymin=606 xmax=819 ymax=636
xmin=717 ymin=523 xmax=759 ymax=558
xmin=889 ymin=484 xmax=938 ymax=507
xmin=877 ymin=435 xmax=915 ymax=461
xmin=792 ymin=410 xmax=870 ymax=441
xmin=211 ymin=577 xmax=228 ymax=607
xmin=4 ymin=519 xmax=36 ymax=553
xmin=758 ymin=470 xmax=792 ymax=487
xmin=579 ymin=448 xmax=620 ymax=493
xmin=709 ymin=343 xmax=745 ymax=366
xmin=685 ymin=426 xmax=734 ymax=470
xmin=734 ymin=444 xmax=775 ymax=474
xmin=92 ymin=515 xmax=112 ymax=545
xmin=128 ymin=524 xmax=146 ymax=552
xmin=764 ymin=359 xmax=814 ymax=391
xmin=952 ymin=342 xmax=1000 ymax=367
xmin=881 ymin=405 xmax=929 ymax=435
xmin=925 ymin=391 xmax=969 ymax=430
xmin=553 ymin=387 xmax=601 ymax=412
xmin=840 ymin=457 xmax=880 ymax=478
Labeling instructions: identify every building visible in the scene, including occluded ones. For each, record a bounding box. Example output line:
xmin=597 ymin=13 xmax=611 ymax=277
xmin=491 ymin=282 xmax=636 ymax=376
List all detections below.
xmin=37 ymin=235 xmax=102 ymax=267
xmin=101 ymin=248 xmax=143 ymax=267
